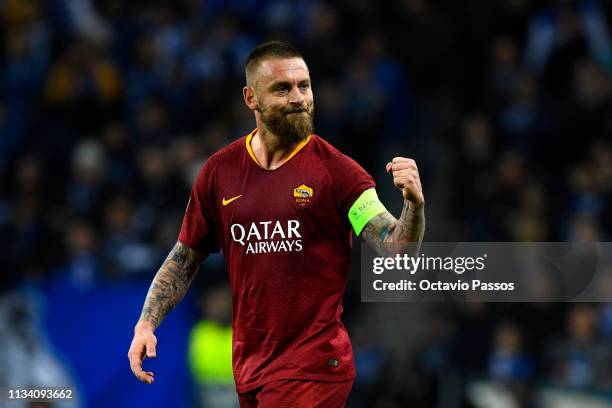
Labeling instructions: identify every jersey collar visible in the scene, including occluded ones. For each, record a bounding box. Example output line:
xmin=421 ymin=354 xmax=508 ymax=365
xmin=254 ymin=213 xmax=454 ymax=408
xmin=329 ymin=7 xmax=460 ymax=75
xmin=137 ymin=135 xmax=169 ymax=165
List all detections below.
xmin=245 ymin=128 xmax=311 ymax=170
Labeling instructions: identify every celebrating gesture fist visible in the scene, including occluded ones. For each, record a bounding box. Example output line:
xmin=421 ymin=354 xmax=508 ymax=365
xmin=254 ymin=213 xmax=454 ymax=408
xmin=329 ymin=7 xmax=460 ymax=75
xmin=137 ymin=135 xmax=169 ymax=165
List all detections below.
xmin=386 ymin=157 xmax=424 ymax=206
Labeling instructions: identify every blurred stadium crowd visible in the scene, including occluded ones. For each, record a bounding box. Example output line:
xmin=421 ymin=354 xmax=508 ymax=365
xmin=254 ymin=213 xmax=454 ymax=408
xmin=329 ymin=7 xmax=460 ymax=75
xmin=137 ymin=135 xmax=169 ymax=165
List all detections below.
xmin=1 ymin=0 xmax=612 ymax=407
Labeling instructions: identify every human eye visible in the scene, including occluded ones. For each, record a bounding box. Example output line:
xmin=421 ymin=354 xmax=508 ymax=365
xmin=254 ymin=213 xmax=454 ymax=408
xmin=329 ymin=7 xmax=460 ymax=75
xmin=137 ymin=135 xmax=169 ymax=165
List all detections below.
xmin=275 ymin=84 xmax=290 ymax=95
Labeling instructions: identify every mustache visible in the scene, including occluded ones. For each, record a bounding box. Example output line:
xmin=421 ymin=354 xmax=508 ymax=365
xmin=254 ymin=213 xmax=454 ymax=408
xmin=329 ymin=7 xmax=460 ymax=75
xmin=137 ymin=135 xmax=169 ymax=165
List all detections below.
xmin=283 ymin=106 xmax=310 ymax=114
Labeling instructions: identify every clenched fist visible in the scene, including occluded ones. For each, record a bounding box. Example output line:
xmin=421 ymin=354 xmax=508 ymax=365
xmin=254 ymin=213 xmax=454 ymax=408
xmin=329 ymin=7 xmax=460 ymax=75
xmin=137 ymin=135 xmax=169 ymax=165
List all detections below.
xmin=386 ymin=157 xmax=424 ymax=206
xmin=128 ymin=322 xmax=157 ymax=384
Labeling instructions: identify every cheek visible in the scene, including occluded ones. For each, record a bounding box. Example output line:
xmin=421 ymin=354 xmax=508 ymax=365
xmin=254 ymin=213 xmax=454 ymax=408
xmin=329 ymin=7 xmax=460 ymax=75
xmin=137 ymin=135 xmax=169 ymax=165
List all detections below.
xmin=255 ymin=96 xmax=267 ymax=109
xmin=271 ymin=96 xmax=289 ymax=108
xmin=265 ymin=100 xmax=288 ymax=114
xmin=305 ymin=92 xmax=314 ymax=106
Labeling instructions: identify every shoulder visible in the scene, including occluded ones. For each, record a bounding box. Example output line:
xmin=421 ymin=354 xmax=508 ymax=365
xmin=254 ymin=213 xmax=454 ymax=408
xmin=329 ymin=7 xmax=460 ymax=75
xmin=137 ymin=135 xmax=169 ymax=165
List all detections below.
xmin=197 ymin=132 xmax=250 ymax=173
xmin=207 ymin=135 xmax=247 ymax=166
xmin=192 ymin=133 xmax=248 ymax=186
xmin=310 ymin=134 xmax=367 ymax=171
xmin=309 ymin=134 xmax=341 ymax=156
xmin=308 ymin=134 xmax=375 ymax=210
xmin=309 ymin=134 xmax=353 ymax=163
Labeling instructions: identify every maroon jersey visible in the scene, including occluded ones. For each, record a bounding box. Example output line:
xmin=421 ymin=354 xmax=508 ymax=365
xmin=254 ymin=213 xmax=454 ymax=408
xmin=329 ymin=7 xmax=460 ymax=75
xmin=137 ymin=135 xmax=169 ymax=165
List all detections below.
xmin=178 ymin=129 xmax=375 ymax=392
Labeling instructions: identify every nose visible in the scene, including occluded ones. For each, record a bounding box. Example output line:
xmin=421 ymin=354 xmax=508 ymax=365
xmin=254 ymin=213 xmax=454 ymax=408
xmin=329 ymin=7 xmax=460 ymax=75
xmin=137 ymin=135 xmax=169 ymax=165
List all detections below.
xmin=288 ymin=86 xmax=305 ymax=105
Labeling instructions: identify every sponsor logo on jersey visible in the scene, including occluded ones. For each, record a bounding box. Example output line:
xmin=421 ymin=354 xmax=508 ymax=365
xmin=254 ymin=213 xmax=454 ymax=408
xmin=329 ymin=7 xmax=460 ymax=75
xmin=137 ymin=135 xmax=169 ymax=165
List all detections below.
xmin=230 ymin=220 xmax=303 ymax=254
xmin=293 ymin=184 xmax=313 ymax=207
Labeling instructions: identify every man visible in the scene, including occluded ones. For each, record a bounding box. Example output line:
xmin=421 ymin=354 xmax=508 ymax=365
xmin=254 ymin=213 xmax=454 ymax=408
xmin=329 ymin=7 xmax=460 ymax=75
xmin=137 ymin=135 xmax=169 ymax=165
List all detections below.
xmin=128 ymin=41 xmax=425 ymax=407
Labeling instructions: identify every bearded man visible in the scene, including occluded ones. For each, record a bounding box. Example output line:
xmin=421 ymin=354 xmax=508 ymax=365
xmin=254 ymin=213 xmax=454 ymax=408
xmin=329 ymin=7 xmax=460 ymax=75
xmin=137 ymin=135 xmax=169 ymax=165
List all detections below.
xmin=128 ymin=41 xmax=425 ymax=407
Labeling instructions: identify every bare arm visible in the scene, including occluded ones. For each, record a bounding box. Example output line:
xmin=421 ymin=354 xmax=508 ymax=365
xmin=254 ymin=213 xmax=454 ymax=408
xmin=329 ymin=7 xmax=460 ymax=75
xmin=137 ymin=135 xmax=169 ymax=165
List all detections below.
xmin=361 ymin=202 xmax=425 ymax=257
xmin=361 ymin=156 xmax=425 ymax=257
xmin=138 ymin=241 xmax=205 ymax=330
xmin=128 ymin=241 xmax=205 ymax=384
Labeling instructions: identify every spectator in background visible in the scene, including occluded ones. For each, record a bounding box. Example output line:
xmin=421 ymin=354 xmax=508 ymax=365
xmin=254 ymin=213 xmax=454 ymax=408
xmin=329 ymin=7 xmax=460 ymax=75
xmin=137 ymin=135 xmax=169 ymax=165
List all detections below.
xmin=509 ymin=181 xmax=548 ymax=241
xmin=485 ymin=36 xmax=522 ymax=108
xmin=0 ymin=289 xmax=80 ymax=408
xmin=455 ymin=113 xmax=497 ymax=240
xmin=489 ymin=152 xmax=526 ymax=240
xmin=100 ymin=121 xmax=135 ymax=190
xmin=2 ymin=0 xmax=50 ymax=100
xmin=102 ymin=195 xmax=161 ymax=278
xmin=66 ymin=139 xmax=108 ymax=221
xmin=524 ymin=0 xmax=612 ymax=79
xmin=63 ymin=219 xmax=100 ymax=290
xmin=132 ymin=98 xmax=170 ymax=147
xmin=547 ymin=304 xmax=612 ymax=390
xmin=0 ymin=0 xmax=50 ymax=171
xmin=487 ymin=323 xmax=533 ymax=404
xmin=44 ymin=38 xmax=122 ymax=138
xmin=45 ymin=39 xmax=121 ymax=105
xmin=188 ymin=285 xmax=236 ymax=408
xmin=565 ymin=161 xmax=606 ymax=241
xmin=125 ymin=34 xmax=164 ymax=109
xmin=413 ymin=314 xmax=459 ymax=408
xmin=349 ymin=323 xmax=388 ymax=408
xmin=467 ymin=321 xmax=534 ymax=408
xmin=600 ymin=304 xmax=612 ymax=339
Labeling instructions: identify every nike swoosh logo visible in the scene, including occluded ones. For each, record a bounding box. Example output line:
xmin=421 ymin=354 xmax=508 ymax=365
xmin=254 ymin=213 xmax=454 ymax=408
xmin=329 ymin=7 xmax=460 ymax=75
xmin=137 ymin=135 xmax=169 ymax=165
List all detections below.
xmin=222 ymin=195 xmax=242 ymax=206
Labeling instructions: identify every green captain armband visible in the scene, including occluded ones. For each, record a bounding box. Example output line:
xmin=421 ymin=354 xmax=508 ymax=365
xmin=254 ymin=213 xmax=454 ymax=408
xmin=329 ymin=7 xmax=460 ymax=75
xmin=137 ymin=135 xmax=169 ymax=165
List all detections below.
xmin=348 ymin=188 xmax=388 ymax=236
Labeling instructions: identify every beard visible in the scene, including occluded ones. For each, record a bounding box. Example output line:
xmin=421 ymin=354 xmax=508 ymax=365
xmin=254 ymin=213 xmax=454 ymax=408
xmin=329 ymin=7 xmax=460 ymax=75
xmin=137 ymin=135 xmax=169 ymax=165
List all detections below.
xmin=258 ymin=102 xmax=315 ymax=144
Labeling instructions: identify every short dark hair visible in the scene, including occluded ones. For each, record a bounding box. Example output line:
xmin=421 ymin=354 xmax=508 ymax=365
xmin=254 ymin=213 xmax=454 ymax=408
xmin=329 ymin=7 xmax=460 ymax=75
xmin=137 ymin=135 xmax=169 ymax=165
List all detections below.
xmin=245 ymin=41 xmax=304 ymax=87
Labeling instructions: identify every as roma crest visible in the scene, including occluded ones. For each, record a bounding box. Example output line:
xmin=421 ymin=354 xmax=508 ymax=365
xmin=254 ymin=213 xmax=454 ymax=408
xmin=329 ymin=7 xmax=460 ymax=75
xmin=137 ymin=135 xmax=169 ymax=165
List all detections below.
xmin=293 ymin=184 xmax=313 ymax=207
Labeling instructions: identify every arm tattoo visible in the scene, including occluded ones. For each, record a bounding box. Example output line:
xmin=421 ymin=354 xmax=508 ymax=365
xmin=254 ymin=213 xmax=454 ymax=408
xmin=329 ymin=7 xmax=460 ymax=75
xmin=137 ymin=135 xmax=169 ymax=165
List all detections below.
xmin=361 ymin=201 xmax=425 ymax=257
xmin=139 ymin=241 xmax=205 ymax=330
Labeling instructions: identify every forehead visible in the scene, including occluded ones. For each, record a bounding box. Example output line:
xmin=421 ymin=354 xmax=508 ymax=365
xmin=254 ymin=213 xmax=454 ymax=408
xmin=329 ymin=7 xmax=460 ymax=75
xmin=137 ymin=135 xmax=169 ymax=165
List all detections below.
xmin=256 ymin=57 xmax=310 ymax=86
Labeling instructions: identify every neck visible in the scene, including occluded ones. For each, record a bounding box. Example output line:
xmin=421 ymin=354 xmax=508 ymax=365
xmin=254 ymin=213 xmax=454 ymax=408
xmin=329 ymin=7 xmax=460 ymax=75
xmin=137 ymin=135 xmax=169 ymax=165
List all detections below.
xmin=251 ymin=122 xmax=306 ymax=170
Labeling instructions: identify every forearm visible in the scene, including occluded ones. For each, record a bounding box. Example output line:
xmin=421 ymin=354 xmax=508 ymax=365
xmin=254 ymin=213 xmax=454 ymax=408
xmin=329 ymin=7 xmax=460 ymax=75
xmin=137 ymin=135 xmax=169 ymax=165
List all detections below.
xmin=392 ymin=201 xmax=425 ymax=253
xmin=362 ymin=201 xmax=425 ymax=257
xmin=137 ymin=241 xmax=203 ymax=331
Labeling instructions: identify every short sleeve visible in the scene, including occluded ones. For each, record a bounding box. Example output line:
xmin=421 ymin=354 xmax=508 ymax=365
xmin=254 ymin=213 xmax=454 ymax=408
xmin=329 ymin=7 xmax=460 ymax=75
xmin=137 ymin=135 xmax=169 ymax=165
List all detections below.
xmin=178 ymin=159 xmax=220 ymax=253
xmin=328 ymin=152 xmax=376 ymax=217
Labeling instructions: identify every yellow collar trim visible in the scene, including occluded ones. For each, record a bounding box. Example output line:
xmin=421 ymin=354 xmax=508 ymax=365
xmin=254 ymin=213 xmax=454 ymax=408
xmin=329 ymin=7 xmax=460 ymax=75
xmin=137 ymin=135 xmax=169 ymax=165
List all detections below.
xmin=245 ymin=128 xmax=311 ymax=169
